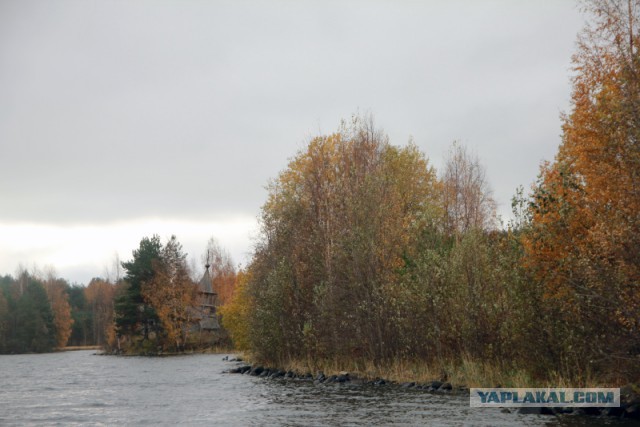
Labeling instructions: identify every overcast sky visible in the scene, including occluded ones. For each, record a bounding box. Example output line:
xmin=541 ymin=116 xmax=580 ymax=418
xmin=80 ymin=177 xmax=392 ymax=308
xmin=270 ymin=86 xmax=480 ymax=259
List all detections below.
xmin=0 ymin=0 xmax=587 ymax=284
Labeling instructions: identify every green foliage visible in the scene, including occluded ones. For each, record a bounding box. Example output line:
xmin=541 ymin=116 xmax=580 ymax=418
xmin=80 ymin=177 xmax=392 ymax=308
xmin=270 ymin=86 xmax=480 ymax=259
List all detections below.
xmin=142 ymin=236 xmax=198 ymax=351
xmin=0 ymin=281 xmax=8 ymax=353
xmin=67 ymin=284 xmax=92 ymax=346
xmin=115 ymin=235 xmax=162 ymax=339
xmin=0 ymin=274 xmax=57 ymax=353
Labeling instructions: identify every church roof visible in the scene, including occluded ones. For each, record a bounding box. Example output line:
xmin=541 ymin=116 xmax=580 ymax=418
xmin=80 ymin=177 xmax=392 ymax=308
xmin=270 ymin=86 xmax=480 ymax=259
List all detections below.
xmin=199 ymin=264 xmax=214 ymax=293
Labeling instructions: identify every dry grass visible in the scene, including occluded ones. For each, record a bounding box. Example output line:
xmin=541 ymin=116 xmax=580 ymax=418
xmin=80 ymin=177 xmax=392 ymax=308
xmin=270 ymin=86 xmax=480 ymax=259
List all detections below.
xmin=233 ymin=353 xmax=602 ymax=388
xmin=443 ymin=355 xmax=533 ymax=388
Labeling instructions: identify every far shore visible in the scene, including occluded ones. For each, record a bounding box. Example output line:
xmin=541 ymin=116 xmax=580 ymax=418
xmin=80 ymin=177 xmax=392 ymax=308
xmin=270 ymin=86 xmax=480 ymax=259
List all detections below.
xmin=57 ymin=346 xmax=102 ymax=352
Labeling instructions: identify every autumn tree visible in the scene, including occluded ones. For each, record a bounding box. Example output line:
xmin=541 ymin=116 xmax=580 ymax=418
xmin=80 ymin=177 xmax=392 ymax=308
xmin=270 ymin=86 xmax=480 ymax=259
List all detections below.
xmin=85 ymin=278 xmax=116 ymax=346
xmin=525 ymin=0 xmax=640 ymax=380
xmin=219 ymin=270 xmax=251 ymax=351
xmin=243 ymin=114 xmax=441 ymax=363
xmin=442 ymin=141 xmax=497 ymax=236
xmin=42 ymin=273 xmax=74 ymax=348
xmin=142 ymin=236 xmax=199 ymax=351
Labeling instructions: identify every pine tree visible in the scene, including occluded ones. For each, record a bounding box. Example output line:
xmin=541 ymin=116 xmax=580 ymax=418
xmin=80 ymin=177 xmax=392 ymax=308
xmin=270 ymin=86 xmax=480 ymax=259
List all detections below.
xmin=115 ymin=235 xmax=162 ymax=340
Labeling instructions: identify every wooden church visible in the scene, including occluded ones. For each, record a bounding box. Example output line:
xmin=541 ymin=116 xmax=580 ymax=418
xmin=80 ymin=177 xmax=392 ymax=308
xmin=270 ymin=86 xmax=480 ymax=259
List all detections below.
xmin=195 ymin=263 xmax=220 ymax=331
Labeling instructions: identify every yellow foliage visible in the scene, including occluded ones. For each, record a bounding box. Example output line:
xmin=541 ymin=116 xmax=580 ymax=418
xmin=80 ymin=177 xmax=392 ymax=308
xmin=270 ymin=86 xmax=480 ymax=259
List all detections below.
xmin=219 ymin=270 xmax=252 ymax=352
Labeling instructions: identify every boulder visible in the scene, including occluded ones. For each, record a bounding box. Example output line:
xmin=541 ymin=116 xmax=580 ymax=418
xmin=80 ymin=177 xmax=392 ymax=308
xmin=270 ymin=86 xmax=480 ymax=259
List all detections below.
xmin=250 ymin=366 xmax=264 ymax=376
xmin=438 ymin=382 xmax=452 ymax=391
xmin=337 ymin=373 xmax=350 ymax=383
xmin=427 ymin=380 xmax=443 ymax=391
xmin=621 ymin=384 xmax=640 ymax=419
xmin=625 ymin=403 xmax=640 ymax=418
xmin=268 ymin=371 xmax=279 ymax=379
xmin=325 ymin=375 xmax=338 ymax=384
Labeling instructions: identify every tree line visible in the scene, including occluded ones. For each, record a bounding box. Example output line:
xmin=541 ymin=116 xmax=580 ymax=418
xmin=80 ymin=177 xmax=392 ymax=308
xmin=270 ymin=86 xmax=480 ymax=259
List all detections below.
xmin=221 ymin=0 xmax=640 ymax=385
xmin=0 ymin=236 xmax=236 ymax=354
xmin=0 ymin=272 xmax=116 ymax=353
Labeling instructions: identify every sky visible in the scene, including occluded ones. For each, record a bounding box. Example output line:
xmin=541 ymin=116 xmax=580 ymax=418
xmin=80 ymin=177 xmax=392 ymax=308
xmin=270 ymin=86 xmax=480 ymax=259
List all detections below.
xmin=0 ymin=0 xmax=588 ymax=284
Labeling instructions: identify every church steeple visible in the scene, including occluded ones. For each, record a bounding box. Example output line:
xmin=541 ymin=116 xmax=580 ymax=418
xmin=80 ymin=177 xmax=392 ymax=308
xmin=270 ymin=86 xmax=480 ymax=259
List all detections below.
xmin=196 ymin=259 xmax=218 ymax=330
xmin=199 ymin=262 xmax=213 ymax=293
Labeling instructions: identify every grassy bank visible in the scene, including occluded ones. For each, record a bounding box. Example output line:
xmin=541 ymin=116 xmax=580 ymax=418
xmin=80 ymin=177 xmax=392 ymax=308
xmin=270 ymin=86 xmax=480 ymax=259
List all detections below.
xmin=237 ymin=354 xmax=614 ymax=389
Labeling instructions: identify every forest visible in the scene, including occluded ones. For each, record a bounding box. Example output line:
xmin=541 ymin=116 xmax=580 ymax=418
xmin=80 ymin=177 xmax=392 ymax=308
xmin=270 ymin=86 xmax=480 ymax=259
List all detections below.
xmin=1 ymin=0 xmax=638 ymax=386
xmin=0 ymin=273 xmax=114 ymax=353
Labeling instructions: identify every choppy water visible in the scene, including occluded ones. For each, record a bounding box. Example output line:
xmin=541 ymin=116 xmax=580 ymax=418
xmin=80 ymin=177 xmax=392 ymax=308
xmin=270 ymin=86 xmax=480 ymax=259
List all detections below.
xmin=0 ymin=350 xmax=630 ymax=426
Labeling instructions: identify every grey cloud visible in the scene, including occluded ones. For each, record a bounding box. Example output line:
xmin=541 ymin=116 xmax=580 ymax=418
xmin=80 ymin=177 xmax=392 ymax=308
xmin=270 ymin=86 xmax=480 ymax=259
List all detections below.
xmin=1 ymin=0 xmax=585 ymax=227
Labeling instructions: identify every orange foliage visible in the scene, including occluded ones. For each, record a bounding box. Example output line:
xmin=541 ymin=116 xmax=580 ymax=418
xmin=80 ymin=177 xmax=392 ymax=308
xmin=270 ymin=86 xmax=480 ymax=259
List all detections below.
xmin=525 ymin=0 xmax=640 ymax=331
xmin=142 ymin=236 xmax=199 ymax=350
xmin=43 ymin=279 xmax=74 ymax=348
xmin=85 ymin=279 xmax=116 ymax=346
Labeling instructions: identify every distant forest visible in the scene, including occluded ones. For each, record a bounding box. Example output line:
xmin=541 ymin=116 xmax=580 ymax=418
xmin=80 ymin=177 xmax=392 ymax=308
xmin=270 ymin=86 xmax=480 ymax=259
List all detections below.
xmin=0 ymin=236 xmax=236 ymax=354
xmin=0 ymin=273 xmax=114 ymax=353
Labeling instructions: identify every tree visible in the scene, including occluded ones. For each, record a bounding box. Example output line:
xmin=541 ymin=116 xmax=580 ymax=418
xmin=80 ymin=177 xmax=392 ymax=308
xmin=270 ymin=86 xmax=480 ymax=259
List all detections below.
xmin=116 ymin=235 xmax=162 ymax=340
xmin=441 ymin=141 xmax=497 ymax=236
xmin=7 ymin=274 xmax=57 ymax=353
xmin=524 ymin=0 xmax=640 ymax=380
xmin=141 ymin=236 xmax=199 ymax=350
xmin=68 ymin=284 xmax=92 ymax=346
xmin=43 ymin=275 xmax=74 ymax=348
xmin=242 ymin=114 xmax=441 ymax=363
xmin=85 ymin=278 xmax=116 ymax=346
xmin=219 ymin=270 xmax=251 ymax=352
xmin=203 ymin=237 xmax=236 ymax=306
xmin=0 ymin=285 xmax=8 ymax=353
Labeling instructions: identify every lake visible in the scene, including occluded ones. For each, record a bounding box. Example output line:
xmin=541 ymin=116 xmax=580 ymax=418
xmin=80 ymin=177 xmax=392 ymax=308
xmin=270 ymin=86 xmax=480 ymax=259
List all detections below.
xmin=0 ymin=350 xmax=629 ymax=426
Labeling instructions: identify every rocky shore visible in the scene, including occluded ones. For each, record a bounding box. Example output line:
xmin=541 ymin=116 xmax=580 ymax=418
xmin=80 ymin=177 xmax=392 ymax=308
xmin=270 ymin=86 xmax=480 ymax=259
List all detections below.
xmin=224 ymin=358 xmax=640 ymax=421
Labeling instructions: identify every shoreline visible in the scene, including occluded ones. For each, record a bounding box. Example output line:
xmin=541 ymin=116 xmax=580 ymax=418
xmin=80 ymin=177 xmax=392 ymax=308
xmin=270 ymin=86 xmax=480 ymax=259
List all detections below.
xmin=224 ymin=358 xmax=640 ymax=420
xmin=100 ymin=345 xmax=235 ymax=357
xmin=56 ymin=346 xmax=102 ymax=352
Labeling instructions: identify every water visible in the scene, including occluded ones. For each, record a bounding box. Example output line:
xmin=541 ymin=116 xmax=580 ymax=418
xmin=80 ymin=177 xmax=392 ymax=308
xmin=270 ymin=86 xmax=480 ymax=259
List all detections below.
xmin=0 ymin=351 xmax=630 ymax=426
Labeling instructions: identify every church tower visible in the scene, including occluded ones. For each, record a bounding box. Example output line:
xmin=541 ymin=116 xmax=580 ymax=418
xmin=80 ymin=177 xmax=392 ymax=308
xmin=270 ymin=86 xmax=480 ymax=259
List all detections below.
xmin=197 ymin=263 xmax=219 ymax=330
